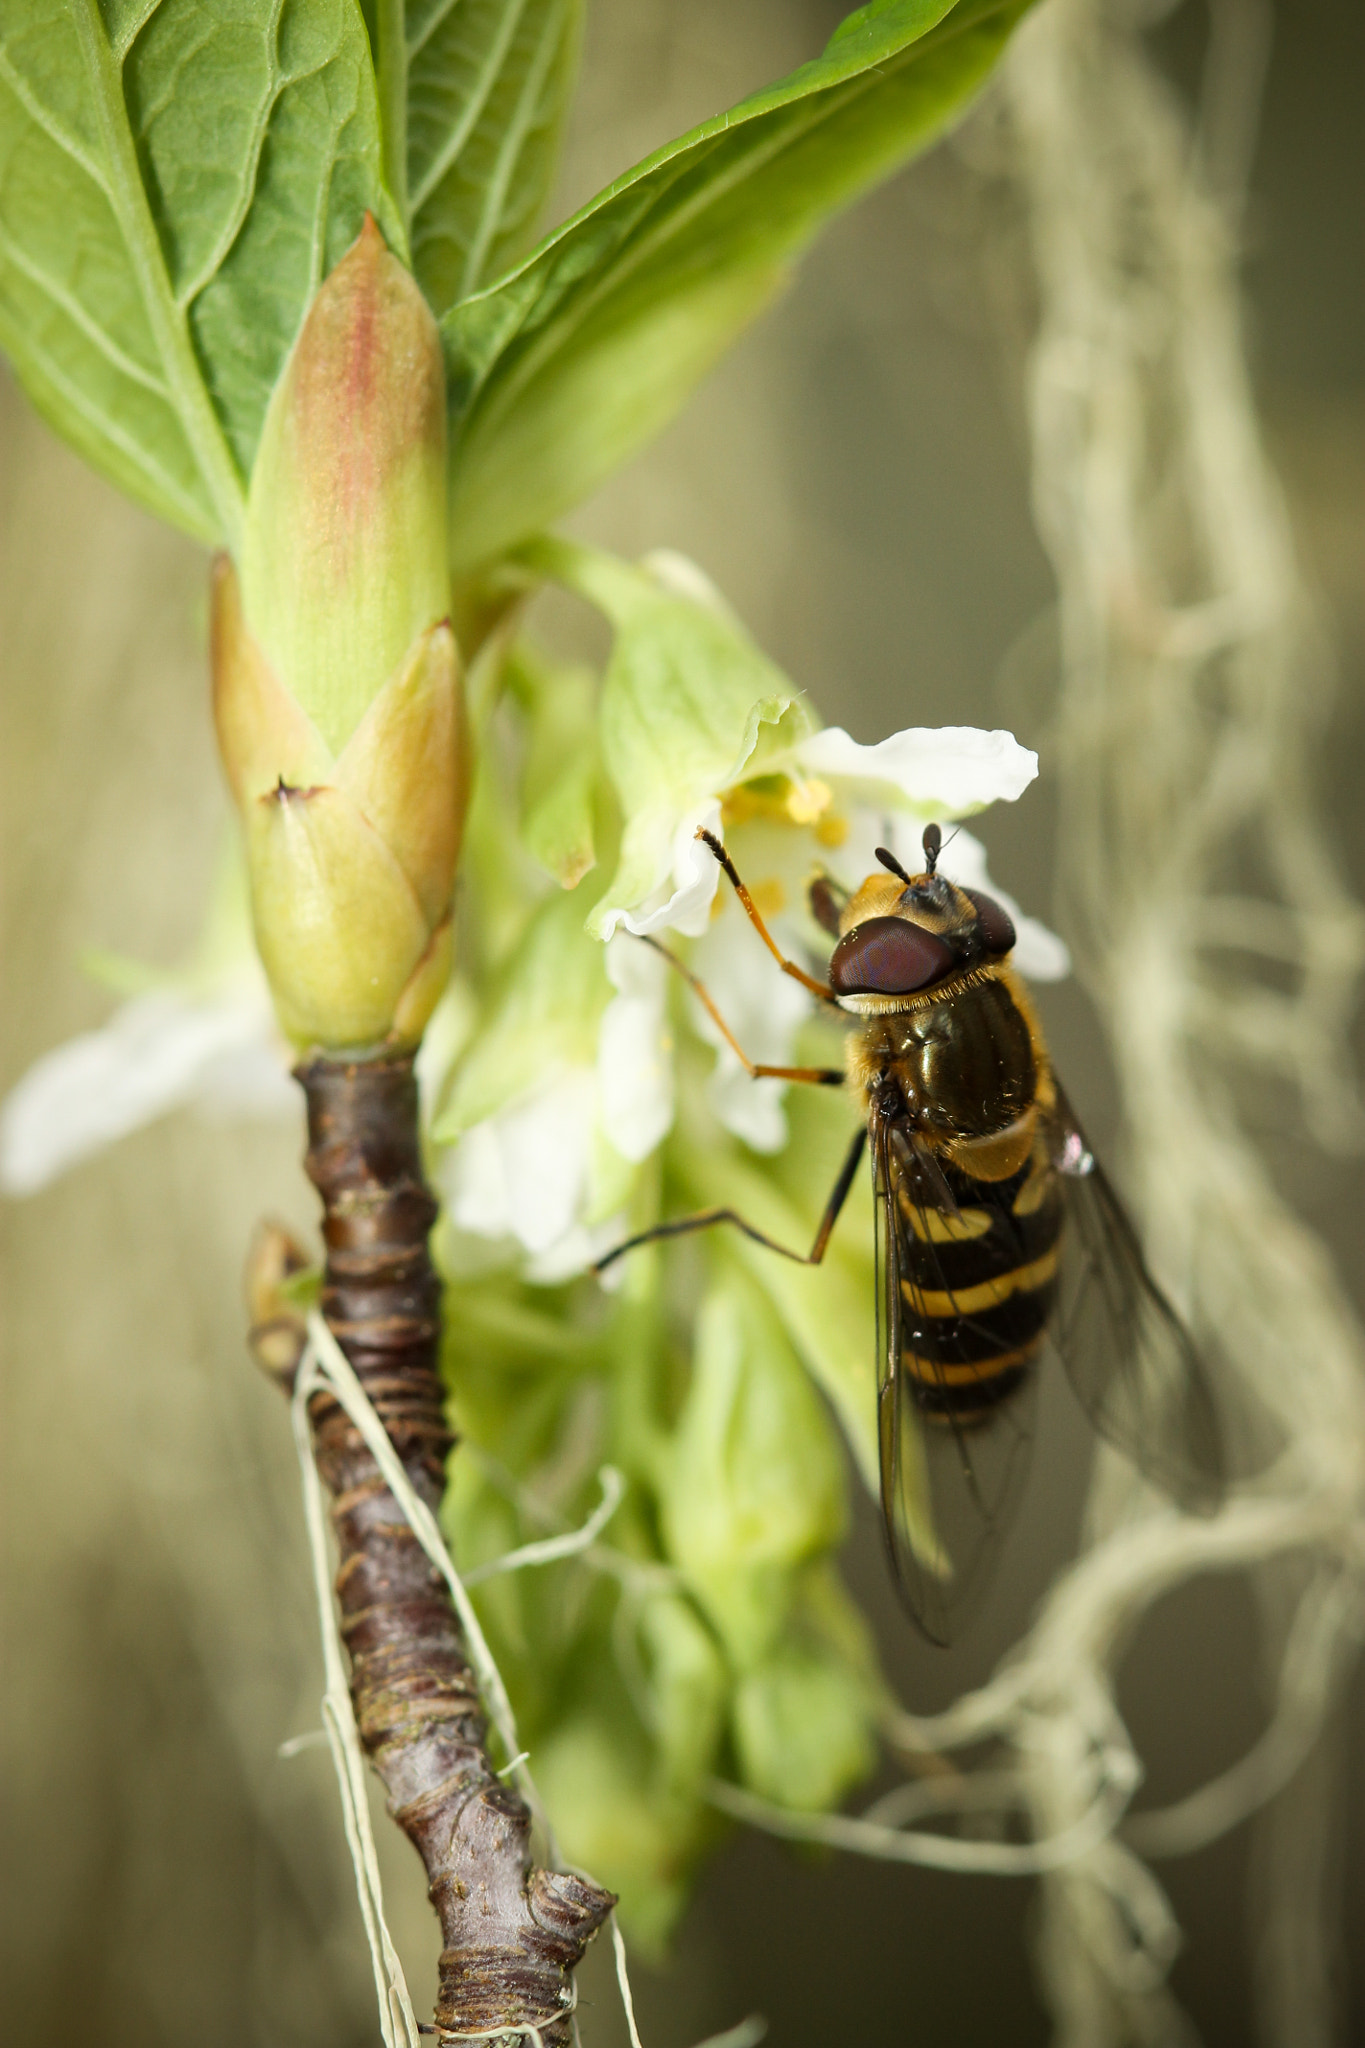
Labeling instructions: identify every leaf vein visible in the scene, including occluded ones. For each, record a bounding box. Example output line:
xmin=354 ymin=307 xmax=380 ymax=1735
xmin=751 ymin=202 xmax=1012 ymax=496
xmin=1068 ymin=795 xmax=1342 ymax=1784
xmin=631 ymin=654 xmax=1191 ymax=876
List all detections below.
xmin=72 ymin=0 xmax=244 ymax=545
xmin=407 ymin=0 xmax=464 ymax=66
xmin=456 ymin=0 xmax=566 ymax=297
xmin=0 ymin=221 xmax=168 ymax=397
xmin=0 ymin=48 xmax=106 ymax=189
xmin=173 ymin=0 xmax=288 ymax=309
xmin=409 ymin=0 xmax=533 ymax=217
xmin=467 ymin=45 xmax=923 ymax=429
xmin=0 ymin=315 xmax=209 ymax=533
xmin=111 ymin=0 xmax=165 ymax=65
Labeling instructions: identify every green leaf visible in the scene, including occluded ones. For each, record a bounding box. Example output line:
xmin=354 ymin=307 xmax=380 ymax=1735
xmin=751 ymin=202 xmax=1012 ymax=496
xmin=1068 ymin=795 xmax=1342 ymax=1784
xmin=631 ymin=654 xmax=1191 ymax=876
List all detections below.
xmin=441 ymin=0 xmax=1033 ymax=567
xmin=0 ymin=0 xmax=396 ymax=547
xmin=381 ymin=0 xmax=581 ymax=320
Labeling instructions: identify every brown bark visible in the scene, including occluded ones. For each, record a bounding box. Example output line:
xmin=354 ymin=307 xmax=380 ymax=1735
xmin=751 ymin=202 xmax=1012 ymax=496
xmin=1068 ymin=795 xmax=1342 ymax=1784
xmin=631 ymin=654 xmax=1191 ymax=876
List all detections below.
xmin=289 ymin=1052 xmax=614 ymax=2043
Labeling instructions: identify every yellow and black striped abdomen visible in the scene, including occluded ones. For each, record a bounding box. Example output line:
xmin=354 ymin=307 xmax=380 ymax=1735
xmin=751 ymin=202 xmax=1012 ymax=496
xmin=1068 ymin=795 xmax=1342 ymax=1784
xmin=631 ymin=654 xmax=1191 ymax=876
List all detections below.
xmin=898 ymin=1144 xmax=1063 ymax=1419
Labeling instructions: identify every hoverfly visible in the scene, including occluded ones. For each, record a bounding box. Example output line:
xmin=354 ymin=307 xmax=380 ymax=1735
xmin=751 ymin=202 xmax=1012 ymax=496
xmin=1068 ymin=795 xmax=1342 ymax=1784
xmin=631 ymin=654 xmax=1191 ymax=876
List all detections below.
xmin=597 ymin=823 xmax=1224 ymax=1645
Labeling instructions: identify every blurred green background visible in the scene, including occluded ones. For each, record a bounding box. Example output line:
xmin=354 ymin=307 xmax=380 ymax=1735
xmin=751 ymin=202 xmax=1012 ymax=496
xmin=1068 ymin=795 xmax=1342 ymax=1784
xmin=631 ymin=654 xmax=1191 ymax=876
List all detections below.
xmin=3 ymin=1 xmax=1363 ymax=2042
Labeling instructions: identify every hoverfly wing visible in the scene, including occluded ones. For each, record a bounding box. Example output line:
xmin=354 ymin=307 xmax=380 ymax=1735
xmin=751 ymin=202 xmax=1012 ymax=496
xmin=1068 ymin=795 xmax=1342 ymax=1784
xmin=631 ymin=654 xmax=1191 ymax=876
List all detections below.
xmin=875 ymin=1118 xmax=1037 ymax=1646
xmin=1043 ymin=1086 xmax=1225 ymax=1513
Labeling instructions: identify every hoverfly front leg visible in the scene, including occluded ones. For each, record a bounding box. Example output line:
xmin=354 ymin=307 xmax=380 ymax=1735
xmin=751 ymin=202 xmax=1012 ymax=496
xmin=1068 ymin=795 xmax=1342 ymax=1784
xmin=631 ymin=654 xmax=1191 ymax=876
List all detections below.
xmin=631 ymin=932 xmax=845 ymax=1089
xmin=592 ymin=1124 xmax=868 ymax=1276
xmin=696 ymin=827 xmax=836 ymax=1003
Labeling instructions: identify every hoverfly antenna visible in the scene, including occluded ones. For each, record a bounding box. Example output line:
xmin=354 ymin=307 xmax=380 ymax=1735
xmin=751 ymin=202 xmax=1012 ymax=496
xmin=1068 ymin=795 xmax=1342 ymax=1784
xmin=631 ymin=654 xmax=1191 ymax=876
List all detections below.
xmin=922 ymin=822 xmax=942 ymax=876
xmin=875 ymin=846 xmax=912 ymax=884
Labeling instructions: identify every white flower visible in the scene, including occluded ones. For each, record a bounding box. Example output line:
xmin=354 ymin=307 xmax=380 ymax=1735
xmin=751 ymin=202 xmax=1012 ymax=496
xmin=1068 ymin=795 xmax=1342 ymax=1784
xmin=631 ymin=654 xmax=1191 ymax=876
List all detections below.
xmin=928 ymin=826 xmax=1071 ymax=983
xmin=0 ymin=835 xmax=298 ymax=1208
xmin=687 ymin=900 xmax=812 ymax=1153
xmin=0 ymin=977 xmax=295 ymax=1196
xmin=595 ymin=715 xmax=1042 ymax=948
xmin=597 ymin=931 xmax=675 ymax=1160
xmin=433 ymin=933 xmax=670 ymax=1281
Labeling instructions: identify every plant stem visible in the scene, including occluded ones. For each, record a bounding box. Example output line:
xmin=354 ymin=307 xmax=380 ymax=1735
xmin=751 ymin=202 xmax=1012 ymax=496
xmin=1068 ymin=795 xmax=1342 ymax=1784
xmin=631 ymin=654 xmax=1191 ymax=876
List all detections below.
xmin=295 ymin=1052 xmax=614 ymax=2043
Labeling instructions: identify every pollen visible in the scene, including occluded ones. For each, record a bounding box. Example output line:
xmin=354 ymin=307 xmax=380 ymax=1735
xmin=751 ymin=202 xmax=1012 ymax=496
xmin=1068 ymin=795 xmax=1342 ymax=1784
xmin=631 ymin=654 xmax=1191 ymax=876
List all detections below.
xmin=784 ymin=775 xmax=833 ymax=825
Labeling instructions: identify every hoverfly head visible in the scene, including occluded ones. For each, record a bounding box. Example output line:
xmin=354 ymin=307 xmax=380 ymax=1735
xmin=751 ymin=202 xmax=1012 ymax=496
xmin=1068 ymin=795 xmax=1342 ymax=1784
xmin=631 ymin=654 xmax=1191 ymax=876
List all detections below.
xmin=828 ymin=824 xmax=1016 ymax=1000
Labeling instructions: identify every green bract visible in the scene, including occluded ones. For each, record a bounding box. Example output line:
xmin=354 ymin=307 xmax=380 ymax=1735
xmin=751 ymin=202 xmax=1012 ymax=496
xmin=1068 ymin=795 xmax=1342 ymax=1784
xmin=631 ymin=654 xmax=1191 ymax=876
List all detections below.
xmin=662 ymin=1266 xmax=845 ymax=1665
xmin=520 ymin=540 xmax=817 ymax=939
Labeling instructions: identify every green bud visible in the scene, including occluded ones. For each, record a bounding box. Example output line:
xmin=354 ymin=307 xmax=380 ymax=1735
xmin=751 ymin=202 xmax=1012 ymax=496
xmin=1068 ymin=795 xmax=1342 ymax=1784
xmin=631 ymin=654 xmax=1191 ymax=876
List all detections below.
xmin=534 ymin=1715 xmax=704 ymax=1955
xmin=240 ymin=214 xmax=450 ymax=756
xmin=731 ymin=1633 xmax=876 ymax=1813
xmin=432 ymin=888 xmax=609 ymax=1139
xmin=211 ymin=220 xmax=467 ymax=1054
xmin=638 ymin=1594 xmax=727 ymax=1793
xmin=661 ymin=1267 xmax=846 ymax=1665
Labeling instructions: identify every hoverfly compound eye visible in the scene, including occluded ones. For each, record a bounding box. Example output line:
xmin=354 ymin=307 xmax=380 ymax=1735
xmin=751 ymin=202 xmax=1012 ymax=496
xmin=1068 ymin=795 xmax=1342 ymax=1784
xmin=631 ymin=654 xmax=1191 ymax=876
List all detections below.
xmin=961 ymin=888 xmax=1016 ymax=955
xmin=829 ymin=917 xmax=956 ymax=996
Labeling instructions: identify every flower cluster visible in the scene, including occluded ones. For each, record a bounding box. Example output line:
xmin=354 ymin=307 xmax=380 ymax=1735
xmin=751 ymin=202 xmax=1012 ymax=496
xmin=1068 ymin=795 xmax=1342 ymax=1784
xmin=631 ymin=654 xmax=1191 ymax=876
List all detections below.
xmin=2 ymin=506 xmax=1066 ymax=1936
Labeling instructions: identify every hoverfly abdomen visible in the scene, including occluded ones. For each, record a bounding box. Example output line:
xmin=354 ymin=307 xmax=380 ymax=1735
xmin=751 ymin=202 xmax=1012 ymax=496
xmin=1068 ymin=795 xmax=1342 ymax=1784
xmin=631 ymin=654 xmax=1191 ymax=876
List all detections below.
xmin=893 ymin=1135 xmax=1064 ymax=1424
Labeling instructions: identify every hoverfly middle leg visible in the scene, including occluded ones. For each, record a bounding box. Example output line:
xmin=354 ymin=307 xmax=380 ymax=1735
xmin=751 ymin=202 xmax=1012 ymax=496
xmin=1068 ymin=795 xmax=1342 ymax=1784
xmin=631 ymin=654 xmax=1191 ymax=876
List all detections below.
xmin=592 ymin=1123 xmax=867 ymax=1276
xmin=630 ymin=932 xmax=845 ymax=1088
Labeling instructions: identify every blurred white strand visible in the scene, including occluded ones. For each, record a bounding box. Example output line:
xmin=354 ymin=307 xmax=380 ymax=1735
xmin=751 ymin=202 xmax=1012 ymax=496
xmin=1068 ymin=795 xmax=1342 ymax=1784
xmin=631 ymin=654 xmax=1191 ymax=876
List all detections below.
xmin=1004 ymin=0 xmax=1365 ymax=2039
xmin=460 ymin=1466 xmax=625 ymax=1585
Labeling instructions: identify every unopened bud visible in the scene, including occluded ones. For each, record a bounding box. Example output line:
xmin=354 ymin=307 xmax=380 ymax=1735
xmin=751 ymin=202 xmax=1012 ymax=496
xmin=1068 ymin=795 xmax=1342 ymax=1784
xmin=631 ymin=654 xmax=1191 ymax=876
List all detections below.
xmin=212 ymin=219 xmax=466 ymax=1054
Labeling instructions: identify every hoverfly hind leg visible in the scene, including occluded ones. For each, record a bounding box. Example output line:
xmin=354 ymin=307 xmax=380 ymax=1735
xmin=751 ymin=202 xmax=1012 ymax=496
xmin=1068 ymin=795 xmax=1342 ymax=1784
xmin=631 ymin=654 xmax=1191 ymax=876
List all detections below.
xmin=592 ymin=1124 xmax=867 ymax=1276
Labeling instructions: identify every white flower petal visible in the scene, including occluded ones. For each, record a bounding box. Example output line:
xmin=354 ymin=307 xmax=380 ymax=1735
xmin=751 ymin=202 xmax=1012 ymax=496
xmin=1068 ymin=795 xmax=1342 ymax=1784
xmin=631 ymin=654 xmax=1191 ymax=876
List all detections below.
xmin=599 ymin=936 xmax=674 ymax=1163
xmin=441 ymin=1072 xmax=597 ymax=1256
xmin=611 ymin=800 xmax=723 ymax=940
xmin=794 ymin=724 xmax=1038 ymax=814
xmin=0 ymin=986 xmax=288 ymax=1196
xmin=526 ymin=1215 xmax=628 ymax=1287
xmin=441 ymin=1118 xmax=512 ymax=1235
xmin=708 ymin=1061 xmax=793 ymax=1154
xmin=193 ymin=1041 xmax=299 ymax=1119
xmin=639 ymin=549 xmax=734 ymax=618
xmin=690 ymin=901 xmax=816 ymax=1152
